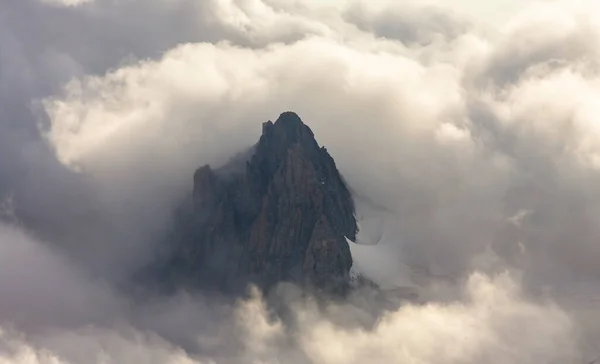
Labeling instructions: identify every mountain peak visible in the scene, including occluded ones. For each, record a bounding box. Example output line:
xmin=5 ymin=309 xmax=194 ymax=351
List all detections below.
xmin=274 ymin=111 xmax=304 ymax=127
xmin=156 ymin=112 xmax=357 ymax=294
xmin=260 ymin=112 xmax=316 ymax=152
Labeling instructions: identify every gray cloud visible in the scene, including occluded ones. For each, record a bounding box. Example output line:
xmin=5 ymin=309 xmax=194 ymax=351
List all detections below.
xmin=0 ymin=222 xmax=121 ymax=330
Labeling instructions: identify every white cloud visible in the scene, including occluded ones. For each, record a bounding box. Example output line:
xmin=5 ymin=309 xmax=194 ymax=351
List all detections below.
xmin=3 ymin=0 xmax=600 ymax=361
xmin=297 ymin=273 xmax=576 ymax=364
xmin=39 ymin=0 xmax=600 ymax=291
xmin=0 ymin=270 xmax=580 ymax=364
xmin=0 ymin=326 xmax=212 ymax=364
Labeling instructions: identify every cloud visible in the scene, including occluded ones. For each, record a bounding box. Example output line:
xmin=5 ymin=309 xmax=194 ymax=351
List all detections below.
xmin=0 ymin=326 xmax=211 ymax=364
xmin=41 ymin=0 xmax=600 ymax=288
xmin=343 ymin=1 xmax=475 ymax=46
xmin=39 ymin=0 xmax=93 ymax=7
xmin=0 ymin=222 xmax=122 ymax=331
xmin=297 ymin=274 xmax=576 ymax=364
xmin=0 ymin=271 xmax=579 ymax=363
xmin=3 ymin=0 xmax=600 ymax=361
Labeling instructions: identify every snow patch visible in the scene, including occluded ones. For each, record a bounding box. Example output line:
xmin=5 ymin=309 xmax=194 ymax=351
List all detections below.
xmin=346 ymin=196 xmax=415 ymax=290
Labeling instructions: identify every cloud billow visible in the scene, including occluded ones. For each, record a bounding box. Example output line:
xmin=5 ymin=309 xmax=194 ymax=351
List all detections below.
xmin=2 ymin=0 xmax=600 ymax=362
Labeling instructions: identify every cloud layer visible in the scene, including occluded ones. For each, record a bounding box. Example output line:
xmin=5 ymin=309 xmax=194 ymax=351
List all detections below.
xmin=41 ymin=0 xmax=600 ymax=286
xmin=0 ymin=227 xmax=581 ymax=364
xmin=3 ymin=0 xmax=600 ymax=362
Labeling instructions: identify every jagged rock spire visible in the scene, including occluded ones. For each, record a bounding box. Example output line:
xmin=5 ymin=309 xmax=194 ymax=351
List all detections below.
xmin=159 ymin=112 xmax=357 ymax=294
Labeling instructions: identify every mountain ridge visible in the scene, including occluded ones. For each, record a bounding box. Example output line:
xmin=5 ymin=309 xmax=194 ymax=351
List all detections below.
xmin=154 ymin=112 xmax=358 ymax=294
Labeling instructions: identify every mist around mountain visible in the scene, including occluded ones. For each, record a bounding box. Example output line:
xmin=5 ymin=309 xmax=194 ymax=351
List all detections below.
xmin=148 ymin=112 xmax=357 ymax=295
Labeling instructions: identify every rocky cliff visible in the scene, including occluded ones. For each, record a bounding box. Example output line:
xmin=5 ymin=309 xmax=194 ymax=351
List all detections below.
xmin=159 ymin=112 xmax=357 ymax=294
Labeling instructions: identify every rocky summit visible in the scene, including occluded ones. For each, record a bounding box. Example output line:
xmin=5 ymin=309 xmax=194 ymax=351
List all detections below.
xmin=158 ymin=112 xmax=358 ymax=294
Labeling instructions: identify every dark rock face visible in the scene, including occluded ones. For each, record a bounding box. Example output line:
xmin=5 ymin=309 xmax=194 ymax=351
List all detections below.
xmin=161 ymin=112 xmax=357 ymax=293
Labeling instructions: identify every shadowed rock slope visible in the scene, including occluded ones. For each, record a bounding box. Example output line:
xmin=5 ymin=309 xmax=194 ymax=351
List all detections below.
xmin=159 ymin=112 xmax=358 ymax=294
